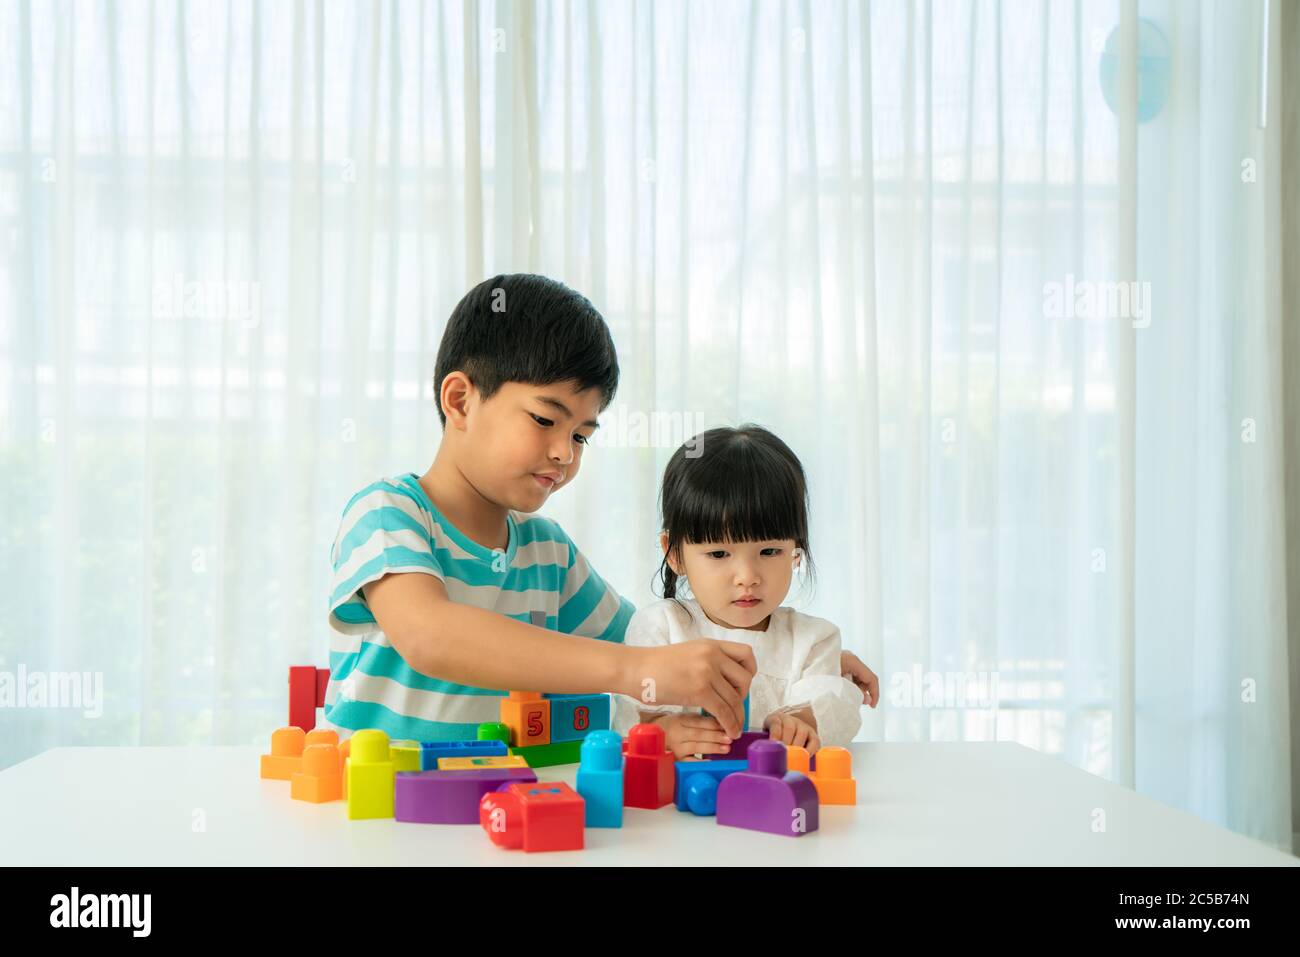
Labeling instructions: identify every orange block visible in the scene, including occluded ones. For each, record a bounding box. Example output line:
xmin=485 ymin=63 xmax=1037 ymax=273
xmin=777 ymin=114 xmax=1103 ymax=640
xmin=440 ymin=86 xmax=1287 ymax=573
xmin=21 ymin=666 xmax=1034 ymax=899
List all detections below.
xmin=306 ymin=728 xmax=338 ymax=748
xmin=260 ymin=726 xmax=307 ymax=780
xmin=500 ymin=691 xmax=550 ymax=748
xmin=340 ymin=737 xmax=351 ymax=799
xmin=291 ymin=743 xmax=343 ymax=803
xmin=787 ymin=745 xmax=856 ymax=805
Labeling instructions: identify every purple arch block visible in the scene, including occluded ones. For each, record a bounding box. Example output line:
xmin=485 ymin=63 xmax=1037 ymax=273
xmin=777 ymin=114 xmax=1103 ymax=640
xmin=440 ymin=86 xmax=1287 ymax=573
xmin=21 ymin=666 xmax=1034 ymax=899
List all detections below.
xmin=715 ymin=740 xmax=819 ymax=837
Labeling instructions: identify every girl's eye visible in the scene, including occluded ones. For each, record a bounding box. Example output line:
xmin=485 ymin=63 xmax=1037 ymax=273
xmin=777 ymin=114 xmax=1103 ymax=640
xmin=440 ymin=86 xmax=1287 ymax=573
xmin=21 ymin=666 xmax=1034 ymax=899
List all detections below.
xmin=706 ymin=550 xmax=728 ymax=559
xmin=761 ymin=547 xmax=783 ymax=556
xmin=530 ymin=413 xmax=554 ymax=428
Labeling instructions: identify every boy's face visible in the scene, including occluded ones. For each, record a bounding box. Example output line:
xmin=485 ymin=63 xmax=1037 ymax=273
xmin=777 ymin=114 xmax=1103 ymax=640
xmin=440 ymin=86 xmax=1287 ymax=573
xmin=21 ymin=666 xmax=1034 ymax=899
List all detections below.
xmin=458 ymin=379 xmax=602 ymax=513
xmin=663 ymin=535 xmax=801 ymax=631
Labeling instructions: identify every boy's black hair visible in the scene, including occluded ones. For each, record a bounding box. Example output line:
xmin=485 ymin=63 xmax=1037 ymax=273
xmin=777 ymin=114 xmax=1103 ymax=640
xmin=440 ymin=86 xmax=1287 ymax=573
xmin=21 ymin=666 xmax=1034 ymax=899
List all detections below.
xmin=434 ymin=273 xmax=620 ymax=426
xmin=656 ymin=424 xmax=815 ymax=600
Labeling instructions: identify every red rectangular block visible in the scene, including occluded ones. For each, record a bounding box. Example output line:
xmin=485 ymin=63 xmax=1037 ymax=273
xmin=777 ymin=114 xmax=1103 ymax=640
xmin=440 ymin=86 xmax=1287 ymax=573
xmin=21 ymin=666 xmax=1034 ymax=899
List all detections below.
xmin=289 ymin=666 xmax=318 ymax=731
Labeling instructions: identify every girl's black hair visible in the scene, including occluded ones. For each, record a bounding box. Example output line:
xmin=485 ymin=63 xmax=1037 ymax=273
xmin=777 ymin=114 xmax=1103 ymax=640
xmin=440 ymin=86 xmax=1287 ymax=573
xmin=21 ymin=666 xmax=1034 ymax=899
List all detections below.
xmin=656 ymin=424 xmax=814 ymax=600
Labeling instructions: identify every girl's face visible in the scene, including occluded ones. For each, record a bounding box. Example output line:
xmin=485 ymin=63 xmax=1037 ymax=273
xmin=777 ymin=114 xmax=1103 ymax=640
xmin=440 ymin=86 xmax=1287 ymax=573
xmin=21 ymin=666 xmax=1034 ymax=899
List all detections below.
xmin=662 ymin=534 xmax=801 ymax=631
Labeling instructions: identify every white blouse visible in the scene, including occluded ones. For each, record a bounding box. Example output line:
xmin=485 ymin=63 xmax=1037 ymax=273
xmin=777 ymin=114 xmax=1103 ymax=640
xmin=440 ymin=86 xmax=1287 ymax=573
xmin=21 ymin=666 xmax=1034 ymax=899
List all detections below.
xmin=613 ymin=597 xmax=864 ymax=747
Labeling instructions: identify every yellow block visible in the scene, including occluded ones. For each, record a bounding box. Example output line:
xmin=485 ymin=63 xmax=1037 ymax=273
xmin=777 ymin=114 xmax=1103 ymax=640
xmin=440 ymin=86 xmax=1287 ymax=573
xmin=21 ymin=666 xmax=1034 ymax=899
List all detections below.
xmin=389 ymin=741 xmax=422 ymax=773
xmin=437 ymin=754 xmax=530 ymax=771
xmin=347 ymin=729 xmax=395 ymax=820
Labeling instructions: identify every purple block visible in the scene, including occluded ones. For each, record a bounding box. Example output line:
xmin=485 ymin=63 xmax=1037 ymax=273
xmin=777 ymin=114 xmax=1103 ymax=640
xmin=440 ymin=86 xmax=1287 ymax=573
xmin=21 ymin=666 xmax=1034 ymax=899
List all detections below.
xmin=704 ymin=730 xmax=769 ymax=761
xmin=715 ymin=740 xmax=819 ymax=837
xmin=394 ymin=767 xmax=537 ymax=824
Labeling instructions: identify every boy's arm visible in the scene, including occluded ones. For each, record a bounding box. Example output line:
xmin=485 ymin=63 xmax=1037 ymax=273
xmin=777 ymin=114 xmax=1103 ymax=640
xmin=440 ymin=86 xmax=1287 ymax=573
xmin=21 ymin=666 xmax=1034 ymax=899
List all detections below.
xmin=364 ymin=571 xmax=756 ymax=735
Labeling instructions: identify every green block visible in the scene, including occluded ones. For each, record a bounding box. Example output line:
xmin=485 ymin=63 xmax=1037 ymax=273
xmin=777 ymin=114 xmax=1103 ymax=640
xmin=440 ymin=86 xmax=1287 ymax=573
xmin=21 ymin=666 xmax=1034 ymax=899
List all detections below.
xmin=477 ymin=722 xmax=511 ymax=744
xmin=510 ymin=739 xmax=583 ymax=768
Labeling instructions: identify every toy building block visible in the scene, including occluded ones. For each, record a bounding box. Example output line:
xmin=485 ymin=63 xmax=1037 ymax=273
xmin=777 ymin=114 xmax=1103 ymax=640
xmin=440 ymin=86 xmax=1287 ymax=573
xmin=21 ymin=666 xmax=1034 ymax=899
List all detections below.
xmin=786 ymin=746 xmax=857 ymax=805
xmin=437 ymin=754 xmax=530 ymax=771
xmin=477 ymin=722 xmax=511 ymax=744
xmin=340 ymin=737 xmax=350 ymax=798
xmin=305 ymin=728 xmax=338 ymax=748
xmin=260 ymin=726 xmax=307 ymax=780
xmin=674 ymin=759 xmax=748 ymax=816
xmin=716 ymin=740 xmax=819 ymax=837
xmin=547 ymin=693 xmax=612 ymax=743
xmin=394 ymin=766 xmax=537 ymax=824
xmin=575 ymin=731 xmax=623 ymax=827
xmin=291 ymin=743 xmax=344 ymax=803
xmin=389 ymin=740 xmax=423 ymax=773
xmin=288 ymin=665 xmax=331 ymax=732
xmin=479 ymin=781 xmax=585 ymax=852
xmin=624 ymin=723 xmax=676 ymax=809
xmin=419 ymin=740 xmax=508 ymax=770
xmin=500 ymin=691 xmax=550 ymax=748
xmin=347 ymin=729 xmax=395 ymax=820
xmin=704 ymin=730 xmax=769 ymax=762
xmin=510 ymin=739 xmax=583 ymax=768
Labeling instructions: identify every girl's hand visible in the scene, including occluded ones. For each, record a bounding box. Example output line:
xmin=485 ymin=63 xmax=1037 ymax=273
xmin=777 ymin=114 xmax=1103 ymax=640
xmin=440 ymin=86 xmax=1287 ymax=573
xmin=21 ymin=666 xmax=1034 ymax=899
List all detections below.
xmin=765 ymin=711 xmax=821 ymax=753
xmin=625 ymin=641 xmax=756 ymax=737
xmin=840 ymin=650 xmax=879 ymax=708
xmin=654 ymin=713 xmax=735 ymax=760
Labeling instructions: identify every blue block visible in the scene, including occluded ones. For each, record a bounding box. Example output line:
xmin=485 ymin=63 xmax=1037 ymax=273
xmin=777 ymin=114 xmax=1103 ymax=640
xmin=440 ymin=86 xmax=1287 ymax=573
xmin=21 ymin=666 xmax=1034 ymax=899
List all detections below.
xmin=417 ymin=739 xmax=508 ymax=771
xmin=575 ymin=730 xmax=623 ymax=828
xmin=674 ymin=760 xmax=748 ymax=815
xmin=547 ymin=693 xmax=611 ymax=743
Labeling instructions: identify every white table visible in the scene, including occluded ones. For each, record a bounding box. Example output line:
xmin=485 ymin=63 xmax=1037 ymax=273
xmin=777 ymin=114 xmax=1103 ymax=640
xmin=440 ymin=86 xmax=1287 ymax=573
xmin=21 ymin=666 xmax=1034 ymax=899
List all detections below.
xmin=1 ymin=742 xmax=1293 ymax=865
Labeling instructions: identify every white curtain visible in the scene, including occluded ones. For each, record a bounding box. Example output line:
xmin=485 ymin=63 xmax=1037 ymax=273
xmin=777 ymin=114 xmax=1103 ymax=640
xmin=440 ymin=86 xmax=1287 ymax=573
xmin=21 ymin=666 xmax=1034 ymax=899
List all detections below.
xmin=0 ymin=0 xmax=1291 ymax=852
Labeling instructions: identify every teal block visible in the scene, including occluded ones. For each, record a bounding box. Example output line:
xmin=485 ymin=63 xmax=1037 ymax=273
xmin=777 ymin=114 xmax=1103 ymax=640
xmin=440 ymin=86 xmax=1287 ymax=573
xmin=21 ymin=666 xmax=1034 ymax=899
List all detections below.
xmin=548 ymin=693 xmax=611 ymax=743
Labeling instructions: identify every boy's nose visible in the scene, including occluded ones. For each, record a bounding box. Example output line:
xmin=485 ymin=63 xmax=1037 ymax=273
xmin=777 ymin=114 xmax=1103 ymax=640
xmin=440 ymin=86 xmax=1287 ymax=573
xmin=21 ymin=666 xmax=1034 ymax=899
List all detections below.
xmin=549 ymin=439 xmax=574 ymax=465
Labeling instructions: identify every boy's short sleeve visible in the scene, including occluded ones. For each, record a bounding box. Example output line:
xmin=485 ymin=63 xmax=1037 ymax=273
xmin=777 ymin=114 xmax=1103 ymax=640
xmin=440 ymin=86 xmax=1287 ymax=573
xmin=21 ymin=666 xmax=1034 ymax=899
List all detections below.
xmin=555 ymin=530 xmax=635 ymax=645
xmin=328 ymin=482 xmax=444 ymax=635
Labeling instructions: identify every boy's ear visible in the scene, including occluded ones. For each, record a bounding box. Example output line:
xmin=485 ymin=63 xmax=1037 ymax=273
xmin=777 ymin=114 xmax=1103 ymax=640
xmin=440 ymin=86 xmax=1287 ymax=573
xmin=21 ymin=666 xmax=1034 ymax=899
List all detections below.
xmin=659 ymin=531 xmax=684 ymax=577
xmin=439 ymin=371 xmax=476 ymax=430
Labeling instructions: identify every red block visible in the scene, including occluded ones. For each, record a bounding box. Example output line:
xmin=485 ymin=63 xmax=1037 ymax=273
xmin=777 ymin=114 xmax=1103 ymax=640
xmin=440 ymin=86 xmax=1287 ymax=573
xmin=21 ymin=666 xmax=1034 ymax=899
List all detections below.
xmin=289 ymin=666 xmax=331 ymax=731
xmin=624 ymin=723 xmax=675 ymax=809
xmin=480 ymin=781 xmax=584 ymax=852
xmin=289 ymin=666 xmax=318 ymax=731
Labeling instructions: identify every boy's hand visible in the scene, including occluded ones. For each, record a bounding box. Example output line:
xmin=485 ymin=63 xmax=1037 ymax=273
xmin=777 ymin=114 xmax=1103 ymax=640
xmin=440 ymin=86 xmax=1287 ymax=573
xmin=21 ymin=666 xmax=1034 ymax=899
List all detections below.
xmin=627 ymin=641 xmax=755 ymax=738
xmin=652 ymin=713 xmax=735 ymax=760
xmin=765 ymin=711 xmax=821 ymax=752
xmin=840 ymin=650 xmax=879 ymax=707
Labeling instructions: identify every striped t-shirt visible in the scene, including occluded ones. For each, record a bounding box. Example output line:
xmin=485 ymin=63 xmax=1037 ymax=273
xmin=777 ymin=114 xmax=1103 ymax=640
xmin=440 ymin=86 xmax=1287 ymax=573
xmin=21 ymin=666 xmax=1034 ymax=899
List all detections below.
xmin=325 ymin=473 xmax=634 ymax=741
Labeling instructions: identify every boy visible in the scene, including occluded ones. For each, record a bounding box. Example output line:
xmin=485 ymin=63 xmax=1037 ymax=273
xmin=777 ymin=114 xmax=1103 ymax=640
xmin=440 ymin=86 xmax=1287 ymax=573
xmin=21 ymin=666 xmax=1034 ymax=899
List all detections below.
xmin=325 ymin=274 xmax=878 ymax=743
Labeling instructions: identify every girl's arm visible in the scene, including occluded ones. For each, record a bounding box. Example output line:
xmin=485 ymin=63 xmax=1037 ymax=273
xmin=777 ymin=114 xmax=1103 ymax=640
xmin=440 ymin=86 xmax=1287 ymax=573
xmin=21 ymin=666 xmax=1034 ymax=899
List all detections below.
xmin=782 ymin=620 xmax=865 ymax=748
xmin=365 ymin=571 xmax=756 ymax=736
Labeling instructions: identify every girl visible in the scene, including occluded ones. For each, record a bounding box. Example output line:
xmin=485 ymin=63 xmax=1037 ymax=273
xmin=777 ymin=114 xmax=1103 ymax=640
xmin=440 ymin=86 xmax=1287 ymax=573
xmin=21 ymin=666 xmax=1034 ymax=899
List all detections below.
xmin=615 ymin=425 xmax=867 ymax=758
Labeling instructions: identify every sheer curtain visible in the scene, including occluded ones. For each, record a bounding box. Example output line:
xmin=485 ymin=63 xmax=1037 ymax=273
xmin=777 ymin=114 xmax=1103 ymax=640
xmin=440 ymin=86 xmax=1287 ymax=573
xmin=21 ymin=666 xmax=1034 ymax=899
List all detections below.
xmin=0 ymin=0 xmax=1291 ymax=851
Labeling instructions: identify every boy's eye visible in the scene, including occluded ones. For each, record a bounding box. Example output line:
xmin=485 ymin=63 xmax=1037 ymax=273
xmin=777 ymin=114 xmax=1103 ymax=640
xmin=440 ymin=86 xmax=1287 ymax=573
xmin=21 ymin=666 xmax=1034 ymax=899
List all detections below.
xmin=574 ymin=434 xmax=589 ymax=446
xmin=530 ymin=413 xmax=554 ymax=428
